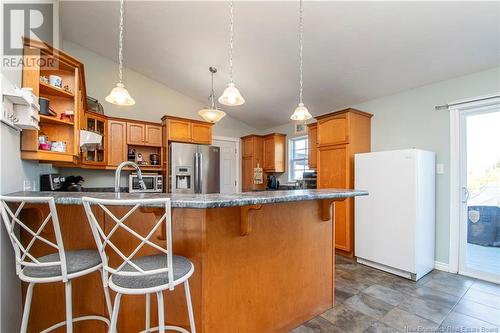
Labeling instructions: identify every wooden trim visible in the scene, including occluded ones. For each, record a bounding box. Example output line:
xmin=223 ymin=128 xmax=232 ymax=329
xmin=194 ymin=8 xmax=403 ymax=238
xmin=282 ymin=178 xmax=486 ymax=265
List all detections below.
xmin=161 ymin=115 xmax=213 ymax=126
xmin=314 ymin=108 xmax=373 ymax=120
xmin=240 ymin=204 xmax=262 ymax=236
xmin=320 ymin=199 xmax=343 ymax=221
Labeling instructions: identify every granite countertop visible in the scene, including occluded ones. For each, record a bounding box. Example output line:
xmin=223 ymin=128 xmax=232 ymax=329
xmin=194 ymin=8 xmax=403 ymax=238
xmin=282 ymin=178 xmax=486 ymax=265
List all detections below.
xmin=5 ymin=189 xmax=368 ymax=209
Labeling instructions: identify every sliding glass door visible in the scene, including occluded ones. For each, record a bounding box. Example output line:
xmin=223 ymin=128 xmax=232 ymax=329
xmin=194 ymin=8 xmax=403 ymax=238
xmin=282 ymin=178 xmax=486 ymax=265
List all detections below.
xmin=458 ymin=104 xmax=500 ymax=283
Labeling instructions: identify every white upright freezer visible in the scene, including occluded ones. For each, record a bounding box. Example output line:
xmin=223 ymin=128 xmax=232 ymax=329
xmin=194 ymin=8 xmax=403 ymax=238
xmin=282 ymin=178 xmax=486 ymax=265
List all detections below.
xmin=354 ymin=149 xmax=436 ymax=280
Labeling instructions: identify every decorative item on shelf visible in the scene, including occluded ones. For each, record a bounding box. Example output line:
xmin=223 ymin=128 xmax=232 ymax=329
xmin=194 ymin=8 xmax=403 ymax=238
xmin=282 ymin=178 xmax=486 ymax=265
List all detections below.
xmin=80 ymin=130 xmax=102 ymax=152
xmin=254 ymin=163 xmax=263 ymax=185
xmin=39 ymin=97 xmax=57 ymax=116
xmin=136 ymin=152 xmax=144 ymax=164
xmin=49 ymin=75 xmax=62 ymax=88
xmin=38 ymin=132 xmax=51 ymax=151
xmin=106 ymin=0 xmax=135 ymax=106
xmin=218 ymin=0 xmax=245 ymax=106
xmin=60 ymin=110 xmax=74 ymax=122
xmin=290 ymin=0 xmax=312 ymax=122
xmin=63 ymin=85 xmax=72 ymax=94
xmin=51 ymin=141 xmax=67 ymax=153
xmin=39 ymin=76 xmax=49 ymax=84
xmin=199 ymin=67 xmax=226 ymax=123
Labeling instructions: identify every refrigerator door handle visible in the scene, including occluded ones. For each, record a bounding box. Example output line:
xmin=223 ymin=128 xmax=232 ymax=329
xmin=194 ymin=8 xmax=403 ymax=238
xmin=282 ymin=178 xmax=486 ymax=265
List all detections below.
xmin=199 ymin=152 xmax=203 ymax=193
xmin=194 ymin=152 xmax=199 ymax=193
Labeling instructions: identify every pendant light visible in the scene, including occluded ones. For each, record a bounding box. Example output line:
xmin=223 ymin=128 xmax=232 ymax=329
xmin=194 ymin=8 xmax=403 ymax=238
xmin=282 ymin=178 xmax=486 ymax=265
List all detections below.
xmin=106 ymin=0 xmax=135 ymax=106
xmin=199 ymin=67 xmax=227 ymax=123
xmin=290 ymin=0 xmax=312 ymax=121
xmin=218 ymin=0 xmax=245 ymax=106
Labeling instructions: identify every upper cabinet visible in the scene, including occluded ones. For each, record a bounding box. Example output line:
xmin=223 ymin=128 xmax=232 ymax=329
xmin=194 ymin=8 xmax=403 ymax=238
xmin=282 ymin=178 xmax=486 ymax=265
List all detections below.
xmin=20 ymin=38 xmax=86 ymax=163
xmin=317 ymin=112 xmax=349 ymax=146
xmin=82 ymin=112 xmax=106 ymax=165
xmin=126 ymin=121 xmax=162 ymax=147
xmin=241 ymin=135 xmax=265 ymax=192
xmin=262 ymin=133 xmax=286 ymax=172
xmin=162 ymin=116 xmax=213 ymax=145
xmin=107 ymin=120 xmax=127 ymax=167
xmin=307 ymin=123 xmax=317 ymax=170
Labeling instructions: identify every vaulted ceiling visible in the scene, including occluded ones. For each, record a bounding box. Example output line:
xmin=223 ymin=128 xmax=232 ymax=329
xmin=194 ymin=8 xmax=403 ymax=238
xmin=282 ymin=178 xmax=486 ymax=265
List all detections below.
xmin=61 ymin=1 xmax=499 ymax=129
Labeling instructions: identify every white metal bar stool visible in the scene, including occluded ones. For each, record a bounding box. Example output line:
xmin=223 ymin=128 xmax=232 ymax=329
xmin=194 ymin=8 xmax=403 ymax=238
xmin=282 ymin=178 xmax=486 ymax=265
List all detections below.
xmin=82 ymin=197 xmax=196 ymax=333
xmin=0 ymin=195 xmax=112 ymax=333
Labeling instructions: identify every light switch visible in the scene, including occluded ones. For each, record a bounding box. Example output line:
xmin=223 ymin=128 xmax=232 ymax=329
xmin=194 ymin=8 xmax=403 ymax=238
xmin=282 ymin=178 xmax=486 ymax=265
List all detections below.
xmin=436 ymin=163 xmax=445 ymax=175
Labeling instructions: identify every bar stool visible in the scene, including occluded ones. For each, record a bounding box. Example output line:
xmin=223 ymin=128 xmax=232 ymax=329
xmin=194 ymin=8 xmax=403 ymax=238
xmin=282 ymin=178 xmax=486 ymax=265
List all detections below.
xmin=0 ymin=195 xmax=112 ymax=333
xmin=82 ymin=197 xmax=196 ymax=333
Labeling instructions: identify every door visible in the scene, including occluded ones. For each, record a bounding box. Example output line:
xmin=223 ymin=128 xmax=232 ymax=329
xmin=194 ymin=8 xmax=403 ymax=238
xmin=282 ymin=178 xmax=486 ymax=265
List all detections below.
xmin=127 ymin=122 xmax=145 ymax=145
xmin=107 ymin=120 xmax=127 ymax=166
xmin=458 ymin=104 xmax=500 ymax=282
xmin=145 ymin=125 xmax=162 ymax=146
xmin=213 ymin=139 xmax=239 ymax=194
xmin=197 ymin=145 xmax=220 ymax=194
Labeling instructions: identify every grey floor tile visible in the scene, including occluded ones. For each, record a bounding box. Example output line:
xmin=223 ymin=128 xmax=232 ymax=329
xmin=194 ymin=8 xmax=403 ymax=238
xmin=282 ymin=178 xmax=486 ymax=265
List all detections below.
xmin=335 ymin=285 xmax=357 ymax=303
xmin=364 ymin=321 xmax=401 ymax=333
xmin=464 ymin=288 xmax=500 ymax=309
xmin=336 ymin=273 xmax=372 ymax=293
xmin=380 ymin=308 xmax=439 ymax=332
xmin=289 ymin=316 xmax=338 ymax=333
xmin=344 ymin=293 xmax=394 ymax=319
xmin=362 ymin=284 xmax=407 ymax=306
xmin=405 ymin=285 xmax=461 ymax=307
xmin=440 ymin=311 xmax=500 ymax=332
xmin=471 ymin=279 xmax=500 ymax=295
xmin=454 ymin=299 xmax=500 ymax=326
xmin=398 ymin=296 xmax=453 ymax=324
xmin=430 ymin=270 xmax=475 ymax=286
xmin=423 ymin=277 xmax=471 ymax=297
xmin=321 ymin=303 xmax=377 ymax=333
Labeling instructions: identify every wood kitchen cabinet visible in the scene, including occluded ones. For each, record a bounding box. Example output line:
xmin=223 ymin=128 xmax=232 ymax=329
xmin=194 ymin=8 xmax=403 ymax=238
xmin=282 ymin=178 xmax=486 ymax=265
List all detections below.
xmin=126 ymin=121 xmax=162 ymax=147
xmin=307 ymin=123 xmax=318 ymax=170
xmin=263 ymin=133 xmax=286 ymax=172
xmin=162 ymin=116 xmax=213 ymax=144
xmin=107 ymin=119 xmax=127 ymax=166
xmin=316 ymin=108 xmax=372 ymax=257
xmin=82 ymin=112 xmax=107 ymax=165
xmin=241 ymin=135 xmax=265 ymax=191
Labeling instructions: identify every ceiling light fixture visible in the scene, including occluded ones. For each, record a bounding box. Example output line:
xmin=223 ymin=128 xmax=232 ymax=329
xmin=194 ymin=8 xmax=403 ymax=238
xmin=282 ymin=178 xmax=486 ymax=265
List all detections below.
xmin=199 ymin=67 xmax=226 ymax=123
xmin=218 ymin=0 xmax=245 ymax=106
xmin=290 ymin=0 xmax=312 ymax=121
xmin=106 ymin=0 xmax=135 ymax=106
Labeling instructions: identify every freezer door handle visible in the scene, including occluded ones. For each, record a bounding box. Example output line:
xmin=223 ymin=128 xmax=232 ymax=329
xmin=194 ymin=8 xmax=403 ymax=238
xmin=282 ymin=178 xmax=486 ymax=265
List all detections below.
xmin=199 ymin=152 xmax=203 ymax=193
xmin=194 ymin=152 xmax=199 ymax=193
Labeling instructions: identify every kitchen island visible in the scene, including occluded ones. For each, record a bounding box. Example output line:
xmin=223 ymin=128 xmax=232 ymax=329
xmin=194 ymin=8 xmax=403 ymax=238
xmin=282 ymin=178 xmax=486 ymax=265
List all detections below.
xmin=6 ymin=189 xmax=367 ymax=333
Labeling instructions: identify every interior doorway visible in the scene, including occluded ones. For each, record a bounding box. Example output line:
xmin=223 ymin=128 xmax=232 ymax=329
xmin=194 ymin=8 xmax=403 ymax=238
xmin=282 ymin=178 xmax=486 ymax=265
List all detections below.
xmin=213 ymin=136 xmax=240 ymax=194
xmin=450 ymin=95 xmax=500 ymax=283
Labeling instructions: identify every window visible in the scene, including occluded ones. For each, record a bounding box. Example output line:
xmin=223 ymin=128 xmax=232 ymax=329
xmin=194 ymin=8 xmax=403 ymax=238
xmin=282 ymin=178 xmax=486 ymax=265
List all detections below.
xmin=288 ymin=136 xmax=313 ymax=182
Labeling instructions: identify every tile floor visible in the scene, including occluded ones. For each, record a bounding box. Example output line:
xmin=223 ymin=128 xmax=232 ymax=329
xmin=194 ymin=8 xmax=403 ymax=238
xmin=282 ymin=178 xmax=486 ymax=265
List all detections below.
xmin=290 ymin=256 xmax=500 ymax=332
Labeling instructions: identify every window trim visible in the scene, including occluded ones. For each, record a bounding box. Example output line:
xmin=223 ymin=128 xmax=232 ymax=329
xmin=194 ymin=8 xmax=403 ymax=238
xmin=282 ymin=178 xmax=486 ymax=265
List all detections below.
xmin=288 ymin=135 xmax=309 ymax=183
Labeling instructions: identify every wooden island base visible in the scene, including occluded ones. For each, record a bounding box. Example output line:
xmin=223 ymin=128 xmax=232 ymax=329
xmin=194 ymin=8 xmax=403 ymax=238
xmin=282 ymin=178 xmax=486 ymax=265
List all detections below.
xmin=20 ymin=199 xmax=337 ymax=333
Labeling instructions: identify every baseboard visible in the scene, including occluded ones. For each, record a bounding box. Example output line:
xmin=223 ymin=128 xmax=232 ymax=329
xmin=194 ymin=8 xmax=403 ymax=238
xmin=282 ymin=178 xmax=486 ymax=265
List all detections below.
xmin=434 ymin=261 xmax=449 ymax=272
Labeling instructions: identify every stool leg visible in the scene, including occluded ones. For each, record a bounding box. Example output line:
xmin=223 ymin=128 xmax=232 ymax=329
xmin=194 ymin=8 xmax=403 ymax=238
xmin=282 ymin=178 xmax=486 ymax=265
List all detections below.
xmin=99 ymin=269 xmax=112 ymax=317
xmin=184 ymin=281 xmax=196 ymax=333
xmin=20 ymin=283 xmax=34 ymax=333
xmin=156 ymin=292 xmax=165 ymax=333
xmin=64 ymin=281 xmax=73 ymax=333
xmin=109 ymin=293 xmax=122 ymax=333
xmin=145 ymin=293 xmax=151 ymax=331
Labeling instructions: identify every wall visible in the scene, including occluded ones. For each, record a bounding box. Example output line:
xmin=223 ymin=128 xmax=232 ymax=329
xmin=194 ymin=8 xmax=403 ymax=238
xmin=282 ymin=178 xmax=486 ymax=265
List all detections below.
xmin=59 ymin=41 xmax=258 ymax=187
xmin=263 ymin=67 xmax=500 ymax=265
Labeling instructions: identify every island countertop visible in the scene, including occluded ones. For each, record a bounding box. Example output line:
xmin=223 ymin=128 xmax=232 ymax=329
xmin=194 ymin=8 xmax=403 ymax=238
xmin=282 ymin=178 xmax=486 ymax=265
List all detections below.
xmin=5 ymin=188 xmax=367 ymax=208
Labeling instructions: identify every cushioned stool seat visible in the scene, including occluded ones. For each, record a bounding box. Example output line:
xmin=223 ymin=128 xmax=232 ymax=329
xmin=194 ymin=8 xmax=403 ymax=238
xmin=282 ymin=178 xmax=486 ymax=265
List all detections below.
xmin=111 ymin=254 xmax=192 ymax=289
xmin=23 ymin=249 xmax=101 ymax=278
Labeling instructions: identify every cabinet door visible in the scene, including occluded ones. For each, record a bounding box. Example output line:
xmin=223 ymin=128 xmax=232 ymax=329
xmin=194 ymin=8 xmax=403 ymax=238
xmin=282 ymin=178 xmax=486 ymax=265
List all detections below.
xmin=241 ymin=156 xmax=253 ymax=192
xmin=317 ymin=145 xmax=351 ymax=253
xmin=145 ymin=124 xmax=162 ymax=147
xmin=191 ymin=123 xmax=212 ymax=144
xmin=167 ymin=119 xmax=191 ymax=142
xmin=242 ymin=137 xmax=254 ymax=157
xmin=263 ymin=136 xmax=275 ymax=171
xmin=82 ymin=115 xmax=107 ymax=165
xmin=108 ymin=120 xmax=127 ymax=166
xmin=127 ymin=122 xmax=145 ymax=145
xmin=308 ymin=125 xmax=317 ymax=169
xmin=317 ymin=114 xmax=349 ymax=146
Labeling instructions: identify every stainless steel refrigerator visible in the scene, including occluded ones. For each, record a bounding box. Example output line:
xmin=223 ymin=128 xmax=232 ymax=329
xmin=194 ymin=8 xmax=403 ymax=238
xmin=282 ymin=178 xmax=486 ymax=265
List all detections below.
xmin=169 ymin=142 xmax=220 ymax=194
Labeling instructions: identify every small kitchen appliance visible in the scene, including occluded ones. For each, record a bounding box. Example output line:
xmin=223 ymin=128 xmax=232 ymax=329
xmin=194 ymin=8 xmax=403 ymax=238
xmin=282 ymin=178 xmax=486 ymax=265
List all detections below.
xmin=129 ymin=174 xmax=163 ymax=193
xmin=40 ymin=174 xmax=66 ymax=191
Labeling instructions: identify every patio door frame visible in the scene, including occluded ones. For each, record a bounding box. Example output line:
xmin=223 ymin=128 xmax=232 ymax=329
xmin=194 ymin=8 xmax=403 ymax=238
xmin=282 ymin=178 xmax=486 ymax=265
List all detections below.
xmin=449 ymin=93 xmax=500 ymax=283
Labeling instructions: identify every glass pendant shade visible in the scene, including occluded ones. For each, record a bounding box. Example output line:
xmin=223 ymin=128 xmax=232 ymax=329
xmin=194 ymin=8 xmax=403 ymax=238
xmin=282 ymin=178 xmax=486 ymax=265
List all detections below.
xmin=218 ymin=82 xmax=245 ymax=106
xmin=198 ymin=108 xmax=226 ymax=123
xmin=106 ymin=82 xmax=135 ymax=106
xmin=290 ymin=103 xmax=312 ymax=121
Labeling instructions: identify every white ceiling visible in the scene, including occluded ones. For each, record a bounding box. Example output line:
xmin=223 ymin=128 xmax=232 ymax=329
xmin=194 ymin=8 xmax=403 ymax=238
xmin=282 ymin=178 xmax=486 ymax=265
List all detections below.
xmin=61 ymin=1 xmax=500 ymax=129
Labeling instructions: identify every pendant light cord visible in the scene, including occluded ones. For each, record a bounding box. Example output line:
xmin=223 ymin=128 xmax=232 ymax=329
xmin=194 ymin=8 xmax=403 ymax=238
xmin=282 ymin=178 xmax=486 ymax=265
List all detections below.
xmin=118 ymin=0 xmax=124 ymax=84
xmin=209 ymin=70 xmax=216 ymax=109
xmin=229 ymin=0 xmax=234 ymax=83
xmin=298 ymin=0 xmax=304 ymax=105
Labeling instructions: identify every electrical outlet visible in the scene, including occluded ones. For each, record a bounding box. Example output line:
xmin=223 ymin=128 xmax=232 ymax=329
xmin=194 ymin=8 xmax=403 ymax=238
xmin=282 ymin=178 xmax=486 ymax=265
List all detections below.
xmin=436 ymin=163 xmax=445 ymax=175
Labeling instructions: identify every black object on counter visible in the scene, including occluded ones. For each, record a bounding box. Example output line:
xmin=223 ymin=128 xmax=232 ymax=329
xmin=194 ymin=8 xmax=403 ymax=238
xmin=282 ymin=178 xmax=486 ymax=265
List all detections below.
xmin=61 ymin=176 xmax=85 ymax=192
xmin=40 ymin=174 xmax=65 ymax=191
xmin=267 ymin=175 xmax=280 ymax=190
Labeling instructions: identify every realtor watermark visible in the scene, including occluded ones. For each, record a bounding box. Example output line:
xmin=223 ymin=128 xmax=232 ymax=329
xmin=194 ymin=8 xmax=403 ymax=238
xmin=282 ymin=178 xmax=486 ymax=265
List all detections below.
xmin=405 ymin=326 xmax=499 ymax=332
xmin=2 ymin=2 xmax=55 ymax=70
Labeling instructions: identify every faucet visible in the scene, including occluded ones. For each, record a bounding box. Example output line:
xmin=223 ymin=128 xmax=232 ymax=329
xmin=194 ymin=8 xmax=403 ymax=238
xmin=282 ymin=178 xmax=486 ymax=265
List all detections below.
xmin=115 ymin=161 xmax=146 ymax=193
